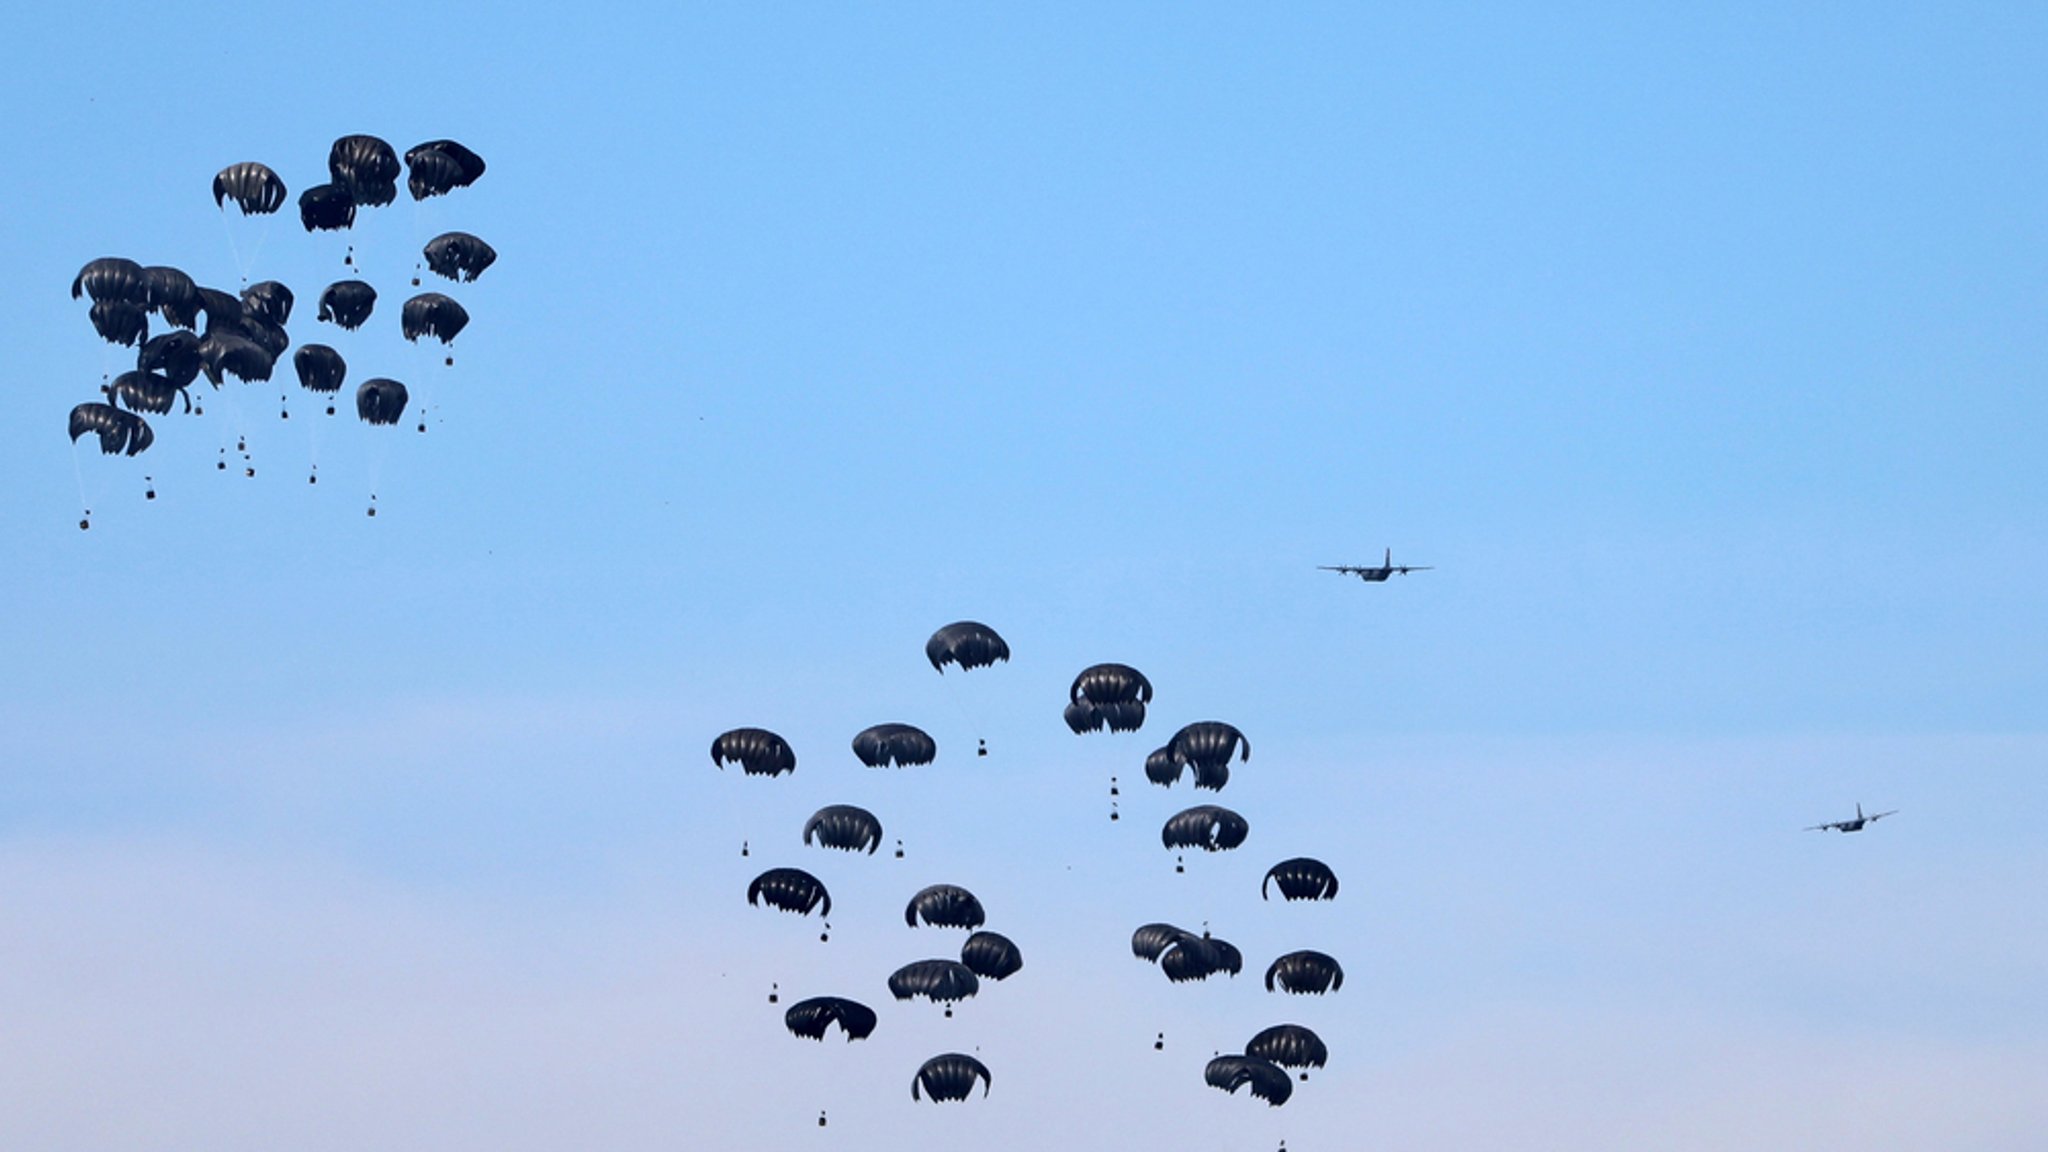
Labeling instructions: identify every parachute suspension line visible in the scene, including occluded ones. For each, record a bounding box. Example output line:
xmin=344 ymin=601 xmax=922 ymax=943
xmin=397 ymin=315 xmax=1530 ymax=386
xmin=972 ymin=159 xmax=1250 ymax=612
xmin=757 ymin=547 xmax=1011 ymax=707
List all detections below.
xmin=70 ymin=441 xmax=93 ymax=531
xmin=214 ymin=208 xmax=274 ymax=286
xmin=305 ymin=396 xmax=330 ymax=485
xmin=406 ymin=331 xmax=438 ymax=436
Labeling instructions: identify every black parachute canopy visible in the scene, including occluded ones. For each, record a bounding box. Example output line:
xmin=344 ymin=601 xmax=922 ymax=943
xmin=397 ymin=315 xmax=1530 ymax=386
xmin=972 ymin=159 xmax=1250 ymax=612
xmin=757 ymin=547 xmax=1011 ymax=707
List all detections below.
xmin=86 ymin=300 xmax=149 ymax=347
xmin=1066 ymin=662 xmax=1152 ymax=733
xmin=710 ymin=727 xmax=796 ymax=776
xmin=926 ymin=621 xmax=1009 ymax=672
xmin=318 ymin=281 xmax=377 ymax=330
xmin=213 ymin=162 xmax=286 ymax=215
xmin=401 ymin=293 xmax=469 ymax=344
xmin=784 ymin=996 xmax=876 ymax=1042
xmin=803 ymin=805 xmax=883 ymax=855
xmin=328 ymin=134 xmax=401 ymax=207
xmin=1205 ymin=1055 xmax=1293 ymax=1106
xmin=905 ymin=884 xmax=985 ymax=929
xmin=423 ymin=232 xmax=497 ymax=282
xmin=139 ymin=331 xmax=202 ymax=388
xmin=913 ymin=1053 xmax=991 ymax=1102
xmin=141 ymin=266 xmax=200 ymax=328
xmin=747 ymin=867 xmax=830 ymax=918
xmin=293 ymin=345 xmax=347 ymax=394
xmin=1160 ymin=934 xmax=1243 ymax=983
xmin=68 ymin=403 xmax=152 ymax=456
xmin=1262 ymin=857 xmax=1338 ymax=902
xmin=406 ymin=140 xmax=486 ymax=189
xmin=355 ymin=378 xmax=408 ymax=426
xmin=960 ymin=930 xmax=1022 ymax=981
xmin=240 ymin=281 xmax=294 ymax=327
xmin=1132 ymin=922 xmax=1196 ymax=963
xmin=853 ymin=723 xmax=935 ymax=768
xmin=106 ymin=371 xmax=188 ymax=415
xmin=1167 ymin=721 xmax=1250 ymax=791
xmin=405 ymin=147 xmax=469 ymax=201
xmin=887 ymin=959 xmax=979 ymax=1005
xmin=298 ymin=183 xmax=356 ymax=232
xmin=72 ymin=257 xmax=146 ymax=304
xmin=1264 ymin=950 xmax=1344 ymax=995
xmin=1162 ymin=805 xmax=1249 ymax=853
xmin=1246 ymin=1023 xmax=1328 ymax=1071
xmin=198 ymin=332 xmax=275 ymax=385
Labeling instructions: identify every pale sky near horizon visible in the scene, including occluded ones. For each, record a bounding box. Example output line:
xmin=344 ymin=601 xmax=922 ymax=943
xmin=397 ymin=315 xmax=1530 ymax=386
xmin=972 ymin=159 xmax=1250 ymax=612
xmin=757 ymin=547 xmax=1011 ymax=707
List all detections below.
xmin=4 ymin=4 xmax=2046 ymax=1149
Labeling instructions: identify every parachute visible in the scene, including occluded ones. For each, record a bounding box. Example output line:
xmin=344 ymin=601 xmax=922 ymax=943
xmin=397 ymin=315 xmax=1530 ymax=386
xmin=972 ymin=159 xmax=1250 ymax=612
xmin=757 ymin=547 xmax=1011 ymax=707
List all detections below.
xmin=802 ymin=805 xmax=883 ymax=854
xmin=317 ymin=281 xmax=377 ymax=330
xmin=912 ymin=1053 xmax=991 ymax=1102
xmin=141 ymin=266 xmax=200 ymax=328
xmin=1264 ymin=950 xmax=1344 ymax=995
xmin=1160 ymin=934 xmax=1243 ymax=983
xmin=747 ymin=868 xmax=831 ymax=918
xmin=1204 ymin=1055 xmax=1293 ymax=1106
xmin=1144 ymin=745 xmax=1182 ymax=786
xmin=710 ymin=728 xmax=796 ymax=777
xmin=422 ymin=232 xmax=496 ymax=282
xmin=68 ymin=403 xmax=152 ymax=456
xmin=106 ymin=371 xmax=188 ymax=415
xmin=1066 ymin=663 xmax=1152 ymax=733
xmin=72 ymin=258 xmax=145 ymax=305
xmin=405 ymin=148 xmax=469 ymax=201
xmin=959 ymin=930 xmax=1022 ymax=980
xmin=85 ymin=300 xmax=148 ymax=347
xmin=1133 ymin=924 xmax=1240 ymax=981
xmin=1131 ymin=923 xmax=1196 ymax=963
xmin=240 ymin=281 xmax=294 ymax=326
xmin=1245 ymin=1024 xmax=1328 ymax=1072
xmin=328 ymin=135 xmax=401 ymax=208
xmin=783 ymin=996 xmax=877 ymax=1042
xmin=925 ymin=621 xmax=1010 ymax=672
xmin=1161 ymin=805 xmax=1249 ymax=853
xmin=400 ymin=292 xmax=469 ymax=344
xmin=852 ymin=723 xmax=936 ymax=768
xmin=298 ymin=183 xmax=356 ymax=232
xmin=139 ymin=331 xmax=202 ymax=388
xmin=887 ymin=960 xmax=979 ymax=1005
xmin=354 ymin=378 xmax=408 ymax=425
xmin=197 ymin=332 xmax=274 ymax=385
xmin=1262 ymin=857 xmax=1338 ymax=902
xmin=904 ymin=884 xmax=985 ymax=929
xmin=212 ymin=162 xmax=287 ymax=214
xmin=1165 ymin=721 xmax=1250 ymax=791
xmin=405 ymin=140 xmax=486 ymax=191
xmin=293 ymin=345 xmax=347 ymax=394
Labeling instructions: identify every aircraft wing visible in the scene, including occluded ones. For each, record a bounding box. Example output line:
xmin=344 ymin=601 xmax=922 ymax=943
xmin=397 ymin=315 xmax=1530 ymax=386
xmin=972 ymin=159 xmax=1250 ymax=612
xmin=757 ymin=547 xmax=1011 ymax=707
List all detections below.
xmin=1318 ymin=566 xmax=1367 ymax=575
xmin=1804 ymin=821 xmax=1845 ymax=832
xmin=1391 ymin=565 xmax=1434 ymax=574
xmin=1869 ymin=810 xmax=1898 ymax=821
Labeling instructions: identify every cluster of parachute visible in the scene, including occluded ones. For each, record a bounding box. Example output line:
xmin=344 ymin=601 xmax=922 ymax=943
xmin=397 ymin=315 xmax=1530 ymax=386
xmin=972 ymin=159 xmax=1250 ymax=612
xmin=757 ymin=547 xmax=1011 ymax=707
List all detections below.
xmin=66 ymin=136 xmax=493 ymax=524
xmin=717 ymin=618 xmax=1347 ymax=1131
xmin=718 ymin=621 xmax=1021 ymax=1117
xmin=1064 ymin=664 xmax=1345 ymax=1114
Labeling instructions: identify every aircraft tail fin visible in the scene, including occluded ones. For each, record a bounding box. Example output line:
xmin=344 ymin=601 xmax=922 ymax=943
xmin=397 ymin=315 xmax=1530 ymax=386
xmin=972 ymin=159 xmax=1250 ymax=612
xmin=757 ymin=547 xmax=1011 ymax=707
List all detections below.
xmin=1384 ymin=547 xmax=1392 ymax=567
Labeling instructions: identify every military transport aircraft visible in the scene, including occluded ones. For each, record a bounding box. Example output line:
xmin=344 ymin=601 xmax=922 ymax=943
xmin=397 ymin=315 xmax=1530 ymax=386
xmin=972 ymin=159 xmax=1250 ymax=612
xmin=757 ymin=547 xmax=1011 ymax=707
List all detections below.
xmin=1319 ymin=548 xmax=1432 ymax=582
xmin=1805 ymin=803 xmax=1897 ymax=833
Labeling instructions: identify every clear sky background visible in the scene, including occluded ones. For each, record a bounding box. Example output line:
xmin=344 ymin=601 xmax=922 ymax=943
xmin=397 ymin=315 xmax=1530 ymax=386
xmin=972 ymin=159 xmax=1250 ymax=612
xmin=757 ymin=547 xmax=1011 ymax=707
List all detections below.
xmin=4 ymin=3 xmax=2046 ymax=1149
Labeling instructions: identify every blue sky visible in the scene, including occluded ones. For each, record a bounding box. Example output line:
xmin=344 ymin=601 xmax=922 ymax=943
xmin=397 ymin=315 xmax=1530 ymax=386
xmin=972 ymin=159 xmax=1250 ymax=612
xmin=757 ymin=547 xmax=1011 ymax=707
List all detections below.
xmin=4 ymin=3 xmax=2046 ymax=1149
